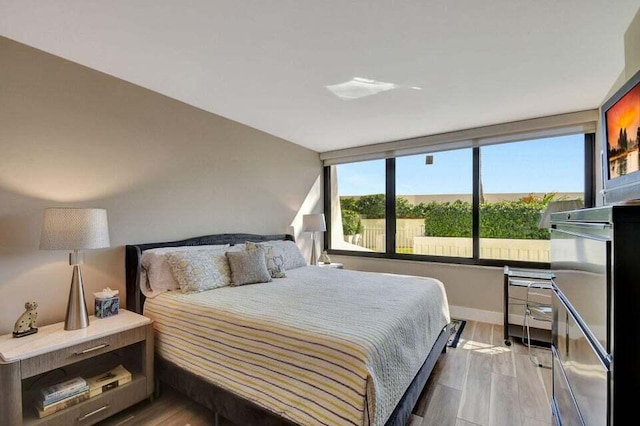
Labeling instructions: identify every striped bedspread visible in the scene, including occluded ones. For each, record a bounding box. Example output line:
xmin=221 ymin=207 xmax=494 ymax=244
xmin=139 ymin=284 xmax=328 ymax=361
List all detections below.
xmin=143 ymin=266 xmax=450 ymax=426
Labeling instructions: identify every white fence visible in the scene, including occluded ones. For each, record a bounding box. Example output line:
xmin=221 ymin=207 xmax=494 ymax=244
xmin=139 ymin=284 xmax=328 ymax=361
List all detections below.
xmin=347 ymin=219 xmax=424 ymax=251
xmin=345 ymin=221 xmax=550 ymax=261
xmin=413 ymin=236 xmax=550 ymax=262
xmin=412 ymin=236 xmax=473 ymax=257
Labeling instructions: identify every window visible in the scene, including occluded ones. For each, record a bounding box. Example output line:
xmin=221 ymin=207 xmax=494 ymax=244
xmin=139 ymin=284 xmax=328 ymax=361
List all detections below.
xmin=326 ymin=133 xmax=594 ymax=267
xmin=396 ymin=149 xmax=473 ymax=257
xmin=329 ymin=159 xmax=386 ymax=252
xmin=480 ymin=135 xmax=585 ymax=262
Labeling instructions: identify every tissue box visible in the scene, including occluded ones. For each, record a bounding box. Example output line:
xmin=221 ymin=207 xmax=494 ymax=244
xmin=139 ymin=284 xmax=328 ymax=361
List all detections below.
xmin=95 ymin=296 xmax=119 ymax=318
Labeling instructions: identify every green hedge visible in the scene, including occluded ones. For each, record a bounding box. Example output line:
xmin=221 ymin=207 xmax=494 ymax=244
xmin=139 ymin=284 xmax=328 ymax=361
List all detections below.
xmin=340 ymin=194 xmax=557 ymax=240
xmin=422 ymin=200 xmax=550 ymax=240
xmin=340 ymin=195 xmax=424 ymax=219
xmin=356 ymin=194 xmax=385 ymax=218
xmin=341 ymin=209 xmax=363 ymax=235
xmin=480 ymin=201 xmax=549 ymax=239
xmin=422 ymin=200 xmax=472 ymax=237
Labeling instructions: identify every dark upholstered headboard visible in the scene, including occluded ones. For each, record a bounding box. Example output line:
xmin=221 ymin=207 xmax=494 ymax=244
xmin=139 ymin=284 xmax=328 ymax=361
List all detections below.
xmin=125 ymin=233 xmax=295 ymax=314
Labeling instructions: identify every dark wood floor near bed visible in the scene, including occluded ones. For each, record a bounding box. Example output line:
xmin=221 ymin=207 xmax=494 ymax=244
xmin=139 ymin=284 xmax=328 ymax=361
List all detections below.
xmin=97 ymin=320 xmax=552 ymax=426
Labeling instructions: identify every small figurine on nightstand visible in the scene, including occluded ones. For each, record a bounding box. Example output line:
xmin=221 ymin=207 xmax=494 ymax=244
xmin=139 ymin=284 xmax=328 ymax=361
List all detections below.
xmin=318 ymin=250 xmax=331 ymax=265
xmin=13 ymin=301 xmax=38 ymax=338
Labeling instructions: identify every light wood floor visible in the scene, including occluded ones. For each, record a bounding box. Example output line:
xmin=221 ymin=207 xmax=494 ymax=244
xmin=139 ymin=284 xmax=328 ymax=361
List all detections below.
xmin=99 ymin=320 xmax=552 ymax=426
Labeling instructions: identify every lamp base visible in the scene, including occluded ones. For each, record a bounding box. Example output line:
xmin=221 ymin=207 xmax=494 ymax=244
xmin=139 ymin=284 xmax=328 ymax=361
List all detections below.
xmin=310 ymin=232 xmax=318 ymax=266
xmin=65 ymin=264 xmax=90 ymax=330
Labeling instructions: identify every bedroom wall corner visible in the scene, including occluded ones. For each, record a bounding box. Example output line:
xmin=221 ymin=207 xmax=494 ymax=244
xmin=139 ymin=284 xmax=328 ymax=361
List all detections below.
xmin=0 ymin=36 xmax=322 ymax=334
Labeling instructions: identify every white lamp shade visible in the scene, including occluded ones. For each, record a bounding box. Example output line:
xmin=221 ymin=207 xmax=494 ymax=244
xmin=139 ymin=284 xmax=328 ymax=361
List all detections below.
xmin=40 ymin=208 xmax=111 ymax=250
xmin=303 ymin=214 xmax=326 ymax=232
xmin=538 ymin=199 xmax=584 ymax=229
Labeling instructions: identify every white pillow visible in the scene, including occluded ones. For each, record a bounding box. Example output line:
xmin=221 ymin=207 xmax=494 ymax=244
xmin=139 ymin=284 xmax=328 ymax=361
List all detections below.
xmin=261 ymin=240 xmax=307 ymax=270
xmin=141 ymin=245 xmax=229 ymax=296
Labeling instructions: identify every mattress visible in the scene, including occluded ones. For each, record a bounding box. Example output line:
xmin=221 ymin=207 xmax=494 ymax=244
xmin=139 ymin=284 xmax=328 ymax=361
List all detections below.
xmin=143 ymin=266 xmax=450 ymax=426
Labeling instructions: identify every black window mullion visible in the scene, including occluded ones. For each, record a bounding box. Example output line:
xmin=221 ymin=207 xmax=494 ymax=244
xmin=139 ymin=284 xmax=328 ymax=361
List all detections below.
xmin=323 ymin=165 xmax=331 ymax=250
xmin=385 ymin=158 xmax=396 ymax=255
xmin=584 ymin=133 xmax=596 ymax=208
xmin=472 ymin=147 xmax=480 ymax=259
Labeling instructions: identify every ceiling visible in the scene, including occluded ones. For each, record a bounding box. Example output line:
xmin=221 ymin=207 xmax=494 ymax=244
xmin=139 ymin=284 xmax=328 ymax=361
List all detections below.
xmin=1 ymin=1 xmax=638 ymax=153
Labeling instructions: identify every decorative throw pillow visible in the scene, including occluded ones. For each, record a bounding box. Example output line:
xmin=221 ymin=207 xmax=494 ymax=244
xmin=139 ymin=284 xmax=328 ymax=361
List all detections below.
xmin=245 ymin=241 xmax=287 ymax=278
xmin=226 ymin=246 xmax=272 ymax=286
xmin=265 ymin=240 xmax=307 ymax=270
xmin=141 ymin=250 xmax=181 ymax=293
xmin=141 ymin=245 xmax=229 ymax=294
xmin=165 ymin=248 xmax=231 ymax=293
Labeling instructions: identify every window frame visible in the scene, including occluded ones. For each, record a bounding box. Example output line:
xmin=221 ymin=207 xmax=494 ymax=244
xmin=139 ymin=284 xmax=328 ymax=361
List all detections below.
xmin=324 ymin=133 xmax=596 ymax=269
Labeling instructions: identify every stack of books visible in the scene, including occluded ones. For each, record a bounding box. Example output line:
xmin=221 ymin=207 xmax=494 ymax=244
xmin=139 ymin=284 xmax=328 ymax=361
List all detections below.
xmin=86 ymin=364 xmax=132 ymax=398
xmin=35 ymin=377 xmax=89 ymax=418
xmin=33 ymin=365 xmax=132 ymax=419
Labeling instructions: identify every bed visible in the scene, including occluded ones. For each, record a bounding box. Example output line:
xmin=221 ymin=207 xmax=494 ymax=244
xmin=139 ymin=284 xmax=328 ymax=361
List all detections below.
xmin=125 ymin=233 xmax=451 ymax=426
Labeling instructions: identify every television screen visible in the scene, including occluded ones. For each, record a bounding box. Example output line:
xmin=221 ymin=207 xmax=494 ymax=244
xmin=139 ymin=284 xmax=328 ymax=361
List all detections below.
xmin=605 ymin=79 xmax=640 ymax=179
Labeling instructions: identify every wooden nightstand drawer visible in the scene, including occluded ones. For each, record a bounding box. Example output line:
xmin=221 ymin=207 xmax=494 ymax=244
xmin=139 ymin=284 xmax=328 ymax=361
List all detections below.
xmin=23 ymin=376 xmax=148 ymax=426
xmin=21 ymin=326 xmax=146 ymax=379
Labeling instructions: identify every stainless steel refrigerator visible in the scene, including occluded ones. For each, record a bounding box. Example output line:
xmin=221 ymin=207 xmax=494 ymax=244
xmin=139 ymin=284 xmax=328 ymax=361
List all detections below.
xmin=550 ymin=205 xmax=640 ymax=426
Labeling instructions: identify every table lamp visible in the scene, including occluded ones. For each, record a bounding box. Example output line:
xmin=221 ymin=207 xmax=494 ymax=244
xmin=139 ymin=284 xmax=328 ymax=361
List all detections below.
xmin=40 ymin=208 xmax=110 ymax=330
xmin=303 ymin=214 xmax=326 ymax=266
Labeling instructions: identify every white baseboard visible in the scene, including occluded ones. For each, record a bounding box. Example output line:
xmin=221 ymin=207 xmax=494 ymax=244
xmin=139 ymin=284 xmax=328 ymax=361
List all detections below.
xmin=449 ymin=305 xmax=502 ymax=325
xmin=449 ymin=305 xmax=551 ymax=330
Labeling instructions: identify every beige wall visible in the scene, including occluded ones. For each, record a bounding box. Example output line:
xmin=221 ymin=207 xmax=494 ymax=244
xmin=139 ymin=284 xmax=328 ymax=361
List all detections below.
xmin=624 ymin=9 xmax=640 ymax=84
xmin=330 ymin=255 xmax=505 ymax=313
xmin=0 ymin=37 xmax=322 ymax=334
xmin=335 ymin=12 xmax=640 ymax=318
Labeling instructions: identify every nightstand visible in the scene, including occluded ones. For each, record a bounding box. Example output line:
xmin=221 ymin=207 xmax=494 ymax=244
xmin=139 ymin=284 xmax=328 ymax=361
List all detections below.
xmin=316 ymin=263 xmax=343 ymax=269
xmin=0 ymin=310 xmax=153 ymax=426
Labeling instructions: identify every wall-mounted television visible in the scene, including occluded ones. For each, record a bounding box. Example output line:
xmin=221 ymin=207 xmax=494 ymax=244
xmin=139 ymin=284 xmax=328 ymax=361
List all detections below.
xmin=601 ymin=69 xmax=640 ymax=204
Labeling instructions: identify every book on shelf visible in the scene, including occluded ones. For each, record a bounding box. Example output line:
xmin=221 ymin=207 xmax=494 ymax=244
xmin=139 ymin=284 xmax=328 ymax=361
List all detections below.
xmin=86 ymin=364 xmax=132 ymax=398
xmin=40 ymin=376 xmax=87 ymax=404
xmin=37 ymin=385 xmax=89 ymax=408
xmin=34 ymin=389 xmax=90 ymax=418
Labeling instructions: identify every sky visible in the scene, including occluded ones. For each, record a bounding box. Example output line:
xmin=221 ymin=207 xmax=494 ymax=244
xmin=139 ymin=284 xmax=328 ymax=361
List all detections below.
xmin=337 ymin=134 xmax=585 ymax=196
